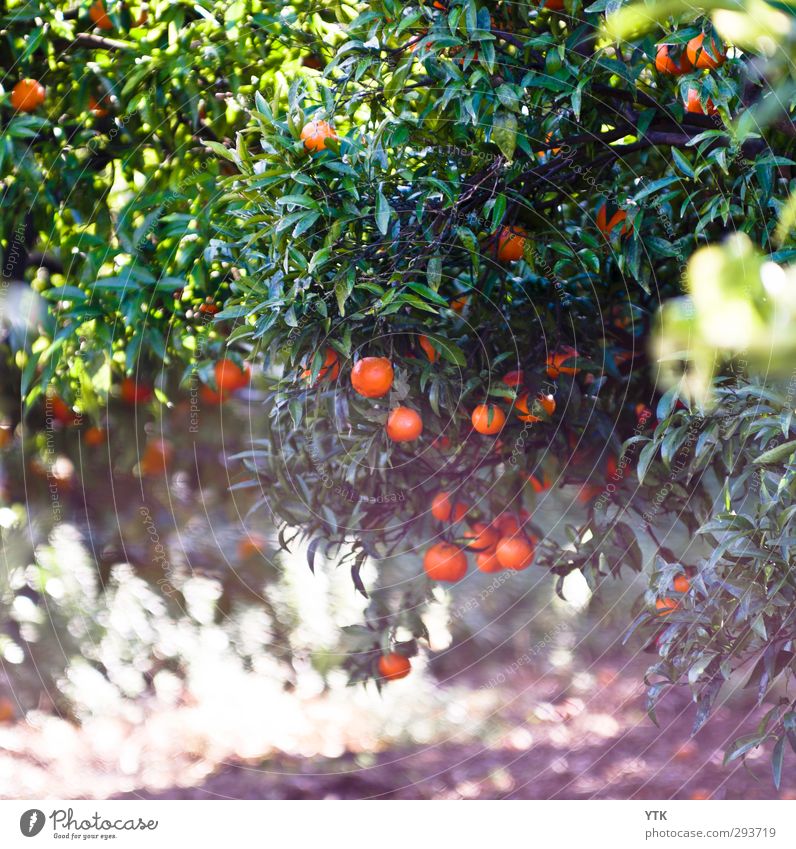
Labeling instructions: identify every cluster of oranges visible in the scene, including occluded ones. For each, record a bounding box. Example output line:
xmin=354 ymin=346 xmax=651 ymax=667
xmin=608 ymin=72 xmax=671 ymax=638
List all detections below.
xmin=469 ymin=355 xmax=573 ymax=436
xmin=655 ymin=573 xmax=691 ymax=616
xmin=351 ymin=355 xmax=425 ymax=443
xmin=655 ymin=32 xmax=726 ymax=117
xmin=425 ymin=496 xmax=537 ymax=580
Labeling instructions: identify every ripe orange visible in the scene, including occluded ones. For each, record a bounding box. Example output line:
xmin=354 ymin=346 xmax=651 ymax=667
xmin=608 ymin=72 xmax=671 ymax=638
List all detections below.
xmin=200 ymin=384 xmax=225 ymax=405
xmin=654 ymin=44 xmax=691 ymax=75
xmin=423 ymin=542 xmax=468 ymax=582
xmin=302 ymin=347 xmax=340 ymax=384
xmin=88 ymin=95 xmax=109 ymax=117
xmin=673 ymin=574 xmax=691 ymax=594
xmin=495 ymin=535 xmax=535 ymax=570
xmin=431 ymin=491 xmax=453 ymax=521
xmin=516 ymin=392 xmax=556 ymax=423
xmin=386 ymin=406 xmax=423 ymax=442
xmin=140 ymin=438 xmax=173 ymax=477
xmin=476 ymin=549 xmax=503 ymax=573
xmin=83 ymin=426 xmax=106 ymax=446
xmin=450 ymin=294 xmax=469 ymax=313
xmin=351 ymin=357 xmax=394 ymax=398
xmin=686 ymin=33 xmax=725 ymax=70
xmin=546 ymin=345 xmax=579 ymax=378
xmin=89 ymin=0 xmax=113 ymax=30
xmin=463 ymin=521 xmax=499 ymax=552
xmin=49 ymin=395 xmax=74 ymax=426
xmin=0 ymin=697 xmax=15 ymax=723
xmin=655 ymin=597 xmax=679 ymax=616
xmin=120 ymin=377 xmax=153 ymax=405
xmin=685 ymin=88 xmax=716 ymax=116
xmin=238 ymin=534 xmax=266 ymax=559
xmin=496 ymin=226 xmax=527 ymax=263
xmin=10 ymin=79 xmax=45 ymax=113
xmin=493 ymin=512 xmax=520 ymax=536
xmin=215 ymin=358 xmax=250 ymax=393
xmin=451 ymin=501 xmax=469 ymax=523
xmin=378 ymin=652 xmax=411 ymax=681
xmin=596 ymin=201 xmax=628 ymax=238
xmin=471 ymin=404 xmax=506 ymax=435
xmin=419 ymin=335 xmax=438 ymax=362
xmin=300 ymin=119 xmax=337 ymax=152
xmin=502 ymin=369 xmax=524 ymax=387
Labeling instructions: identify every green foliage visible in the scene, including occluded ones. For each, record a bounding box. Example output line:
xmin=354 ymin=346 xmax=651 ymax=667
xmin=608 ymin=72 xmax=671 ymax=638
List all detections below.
xmin=4 ymin=0 xmax=796 ymax=780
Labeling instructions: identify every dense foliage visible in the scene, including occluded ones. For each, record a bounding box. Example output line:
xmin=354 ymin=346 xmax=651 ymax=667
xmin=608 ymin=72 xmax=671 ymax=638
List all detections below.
xmin=2 ymin=0 xmax=796 ymax=781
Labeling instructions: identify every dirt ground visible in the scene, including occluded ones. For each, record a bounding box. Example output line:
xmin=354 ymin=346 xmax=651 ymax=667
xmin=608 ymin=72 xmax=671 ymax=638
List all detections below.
xmin=1 ymin=657 xmax=793 ymax=801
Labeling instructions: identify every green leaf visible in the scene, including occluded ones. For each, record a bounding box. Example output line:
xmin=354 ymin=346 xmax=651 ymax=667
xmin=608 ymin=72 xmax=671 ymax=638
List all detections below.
xmin=492 ymin=112 xmax=517 ymax=162
xmin=375 ymin=188 xmax=392 ymax=236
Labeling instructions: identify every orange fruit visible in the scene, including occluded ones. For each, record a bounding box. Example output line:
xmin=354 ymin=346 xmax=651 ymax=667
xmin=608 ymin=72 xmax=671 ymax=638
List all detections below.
xmin=200 ymin=384 xmax=226 ymax=405
xmin=471 ymin=404 xmax=506 ymax=435
xmin=495 ymin=535 xmax=535 ymax=570
xmin=546 ymin=345 xmax=579 ymax=378
xmin=88 ymin=95 xmax=109 ymax=117
xmin=120 ymin=377 xmax=153 ymax=405
xmin=673 ymin=574 xmax=691 ymax=594
xmin=198 ymin=299 xmax=220 ymax=315
xmin=83 ymin=426 xmax=106 ymax=446
xmin=476 ymin=549 xmax=503 ymax=573
xmin=89 ymin=0 xmax=113 ymax=30
xmin=48 ymin=395 xmax=75 ymax=425
xmin=451 ymin=501 xmax=469 ymax=522
xmin=654 ymin=44 xmax=692 ymax=75
xmin=516 ymin=392 xmax=556 ymax=423
xmin=463 ymin=521 xmax=499 ymax=552
xmin=596 ymin=201 xmax=628 ymax=238
xmin=10 ymin=79 xmax=45 ymax=113
xmin=685 ymin=88 xmax=716 ymax=116
xmin=302 ymin=348 xmax=340 ymax=384
xmin=238 ymin=534 xmax=266 ymax=559
xmin=386 ymin=406 xmax=423 ymax=442
xmin=140 ymin=438 xmax=173 ymax=477
xmin=656 ymin=597 xmax=679 ymax=616
xmin=496 ymin=226 xmax=527 ymax=262
xmin=0 ymin=697 xmax=15 ymax=723
xmin=0 ymin=424 xmax=12 ymax=449
xmin=300 ymin=119 xmax=337 ymax=152
xmin=423 ymin=542 xmax=468 ymax=582
xmin=351 ymin=357 xmax=394 ymax=398
xmin=686 ymin=33 xmax=725 ymax=70
xmin=493 ymin=512 xmax=520 ymax=536
xmin=419 ymin=335 xmax=438 ymax=362
xmin=378 ymin=653 xmax=411 ymax=681
xmin=215 ymin=358 xmax=250 ymax=393
xmin=502 ymin=369 xmax=524 ymax=387
xmin=431 ymin=491 xmax=453 ymax=521
xmin=450 ymin=294 xmax=469 ymax=313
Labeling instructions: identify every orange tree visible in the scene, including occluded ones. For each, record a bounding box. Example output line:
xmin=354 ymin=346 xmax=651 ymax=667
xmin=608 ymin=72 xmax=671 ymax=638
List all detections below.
xmin=9 ymin=0 xmax=796 ymax=779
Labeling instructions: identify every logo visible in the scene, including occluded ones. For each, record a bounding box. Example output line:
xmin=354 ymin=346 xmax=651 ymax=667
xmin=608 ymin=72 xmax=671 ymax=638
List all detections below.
xmin=19 ymin=810 xmax=45 ymax=837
